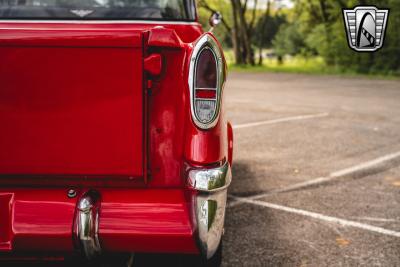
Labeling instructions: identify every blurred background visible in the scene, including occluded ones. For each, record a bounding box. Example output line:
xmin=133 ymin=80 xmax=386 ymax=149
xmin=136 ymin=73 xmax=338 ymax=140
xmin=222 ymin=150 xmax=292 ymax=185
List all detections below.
xmin=192 ymin=1 xmax=400 ymax=266
xmin=197 ymin=0 xmax=400 ymax=77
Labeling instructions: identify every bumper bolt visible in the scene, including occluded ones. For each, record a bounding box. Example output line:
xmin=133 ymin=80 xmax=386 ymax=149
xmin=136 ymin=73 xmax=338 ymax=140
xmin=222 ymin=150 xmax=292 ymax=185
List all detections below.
xmin=68 ymin=189 xmax=77 ymax=198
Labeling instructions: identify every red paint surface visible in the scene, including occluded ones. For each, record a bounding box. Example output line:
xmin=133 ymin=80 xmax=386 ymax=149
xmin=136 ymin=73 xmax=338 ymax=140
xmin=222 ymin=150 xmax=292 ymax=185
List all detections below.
xmin=0 ymin=190 xmax=76 ymax=252
xmin=0 ymin=30 xmax=144 ymax=177
xmin=0 ymin=193 xmax=13 ymax=251
xmin=0 ymin=20 xmax=233 ymax=259
xmin=0 ymin=22 xmax=203 ymax=43
xmin=228 ymin=122 xmax=234 ymax=166
xmin=147 ymin=47 xmax=189 ymax=187
xmin=0 ymin=29 xmax=143 ymax=47
xmin=148 ymin=27 xmax=184 ymax=48
xmin=144 ymin=54 xmax=163 ymax=76
xmin=99 ymin=189 xmax=197 ymax=253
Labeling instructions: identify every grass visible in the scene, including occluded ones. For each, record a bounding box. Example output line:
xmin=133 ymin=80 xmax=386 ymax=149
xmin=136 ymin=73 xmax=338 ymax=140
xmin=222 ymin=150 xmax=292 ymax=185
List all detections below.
xmin=229 ymin=57 xmax=330 ymax=74
xmin=226 ymin=53 xmax=400 ymax=80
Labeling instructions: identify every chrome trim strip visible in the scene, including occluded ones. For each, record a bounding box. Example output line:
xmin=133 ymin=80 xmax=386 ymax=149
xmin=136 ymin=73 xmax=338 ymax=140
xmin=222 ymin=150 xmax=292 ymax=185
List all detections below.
xmin=0 ymin=20 xmax=200 ymax=25
xmin=195 ymin=98 xmax=217 ymax=101
xmin=75 ymin=192 xmax=101 ymax=259
xmin=195 ymin=88 xmax=218 ymax=90
xmin=188 ymin=34 xmax=225 ymax=129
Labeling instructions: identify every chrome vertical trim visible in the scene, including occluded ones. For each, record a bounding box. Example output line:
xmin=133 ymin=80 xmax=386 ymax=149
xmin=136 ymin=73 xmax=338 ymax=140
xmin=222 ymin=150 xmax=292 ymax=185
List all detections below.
xmin=75 ymin=192 xmax=101 ymax=259
xmin=195 ymin=190 xmax=227 ymax=259
xmin=188 ymin=162 xmax=231 ymax=259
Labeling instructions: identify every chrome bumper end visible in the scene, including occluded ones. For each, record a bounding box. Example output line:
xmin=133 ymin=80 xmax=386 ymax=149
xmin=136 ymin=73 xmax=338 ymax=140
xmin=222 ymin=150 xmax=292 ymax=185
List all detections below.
xmin=188 ymin=162 xmax=232 ymax=259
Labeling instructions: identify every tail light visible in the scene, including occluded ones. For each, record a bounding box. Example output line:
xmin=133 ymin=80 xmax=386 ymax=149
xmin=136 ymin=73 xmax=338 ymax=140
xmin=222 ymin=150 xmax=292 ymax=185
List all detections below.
xmin=189 ymin=34 xmax=225 ymax=129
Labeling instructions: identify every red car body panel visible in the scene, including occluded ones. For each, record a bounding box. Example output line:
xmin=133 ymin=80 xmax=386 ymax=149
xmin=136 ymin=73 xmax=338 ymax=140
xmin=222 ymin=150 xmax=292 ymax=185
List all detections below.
xmin=99 ymin=189 xmax=197 ymax=253
xmin=0 ymin=28 xmax=145 ymax=177
xmin=0 ymin=189 xmax=197 ymax=254
xmin=0 ymin=19 xmax=232 ymax=260
xmin=0 ymin=189 xmax=76 ymax=252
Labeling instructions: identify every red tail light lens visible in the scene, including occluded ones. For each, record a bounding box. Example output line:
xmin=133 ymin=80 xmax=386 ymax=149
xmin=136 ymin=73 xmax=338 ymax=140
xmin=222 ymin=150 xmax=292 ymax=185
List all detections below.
xmin=195 ymin=89 xmax=217 ymax=99
xmin=195 ymin=49 xmax=217 ymax=89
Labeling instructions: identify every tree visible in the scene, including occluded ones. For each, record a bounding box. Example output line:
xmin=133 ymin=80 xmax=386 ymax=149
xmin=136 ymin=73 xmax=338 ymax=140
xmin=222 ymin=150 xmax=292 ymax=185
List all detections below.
xmin=199 ymin=0 xmax=261 ymax=65
xmin=256 ymin=0 xmax=271 ymax=65
xmin=254 ymin=2 xmax=287 ymax=65
xmin=273 ymin=23 xmax=305 ymax=63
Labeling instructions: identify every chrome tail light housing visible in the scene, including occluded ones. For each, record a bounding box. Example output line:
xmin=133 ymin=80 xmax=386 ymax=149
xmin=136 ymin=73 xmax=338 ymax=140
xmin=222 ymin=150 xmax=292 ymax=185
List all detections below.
xmin=189 ymin=34 xmax=225 ymax=129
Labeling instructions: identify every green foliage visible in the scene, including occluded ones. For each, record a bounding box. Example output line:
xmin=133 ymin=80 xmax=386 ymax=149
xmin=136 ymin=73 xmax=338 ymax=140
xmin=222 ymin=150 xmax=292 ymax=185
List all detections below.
xmin=273 ymin=24 xmax=305 ymax=57
xmin=253 ymin=14 xmax=286 ymax=48
xmin=227 ymin=55 xmax=399 ymax=79
xmin=270 ymin=0 xmax=400 ymax=75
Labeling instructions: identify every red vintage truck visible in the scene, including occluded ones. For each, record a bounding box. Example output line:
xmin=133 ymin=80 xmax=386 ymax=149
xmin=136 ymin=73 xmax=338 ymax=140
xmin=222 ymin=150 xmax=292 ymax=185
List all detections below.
xmin=0 ymin=1 xmax=233 ymax=266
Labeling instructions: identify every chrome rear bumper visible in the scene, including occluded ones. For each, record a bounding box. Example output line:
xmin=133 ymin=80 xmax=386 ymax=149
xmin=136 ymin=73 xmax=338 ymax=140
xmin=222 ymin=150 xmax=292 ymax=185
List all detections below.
xmin=72 ymin=162 xmax=232 ymax=260
xmin=187 ymin=162 xmax=232 ymax=259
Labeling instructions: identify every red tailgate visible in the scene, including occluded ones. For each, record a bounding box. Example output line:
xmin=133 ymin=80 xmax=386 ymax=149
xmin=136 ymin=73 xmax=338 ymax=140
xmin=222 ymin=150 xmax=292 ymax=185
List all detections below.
xmin=0 ymin=27 xmax=145 ymax=178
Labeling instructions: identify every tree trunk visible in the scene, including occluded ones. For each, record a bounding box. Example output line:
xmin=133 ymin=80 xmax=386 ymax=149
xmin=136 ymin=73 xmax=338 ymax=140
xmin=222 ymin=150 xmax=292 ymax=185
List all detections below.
xmin=234 ymin=0 xmax=254 ymax=65
xmin=258 ymin=0 xmax=271 ymax=65
xmin=230 ymin=0 xmax=243 ymax=64
xmin=318 ymin=0 xmax=334 ymax=65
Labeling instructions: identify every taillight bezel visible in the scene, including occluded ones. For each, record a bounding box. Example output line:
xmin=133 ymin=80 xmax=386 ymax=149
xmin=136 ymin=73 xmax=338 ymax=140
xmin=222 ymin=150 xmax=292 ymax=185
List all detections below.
xmin=189 ymin=34 xmax=225 ymax=130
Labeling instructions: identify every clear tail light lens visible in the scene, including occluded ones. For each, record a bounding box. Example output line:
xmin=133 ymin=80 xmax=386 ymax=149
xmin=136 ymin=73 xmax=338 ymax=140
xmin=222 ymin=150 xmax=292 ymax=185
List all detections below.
xmin=189 ymin=34 xmax=225 ymax=129
xmin=195 ymin=99 xmax=217 ymax=123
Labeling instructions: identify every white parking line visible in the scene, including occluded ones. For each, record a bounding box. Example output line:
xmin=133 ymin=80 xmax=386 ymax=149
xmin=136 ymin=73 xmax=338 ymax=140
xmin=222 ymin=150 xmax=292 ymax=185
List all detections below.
xmin=352 ymin=217 xmax=399 ymax=223
xmin=330 ymin=151 xmax=400 ymax=177
xmin=231 ymin=197 xmax=400 ymax=238
xmin=233 ymin=112 xmax=329 ymax=129
xmin=231 ymin=150 xmax=400 ymax=204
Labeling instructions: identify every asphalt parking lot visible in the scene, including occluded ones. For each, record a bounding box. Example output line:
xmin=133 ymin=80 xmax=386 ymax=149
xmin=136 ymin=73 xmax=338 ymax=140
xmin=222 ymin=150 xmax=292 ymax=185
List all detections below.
xmin=222 ymin=72 xmax=400 ymax=266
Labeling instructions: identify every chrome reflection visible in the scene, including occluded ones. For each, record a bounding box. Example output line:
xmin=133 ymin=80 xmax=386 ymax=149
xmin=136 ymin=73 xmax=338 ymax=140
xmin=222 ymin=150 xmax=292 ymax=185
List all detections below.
xmin=75 ymin=191 xmax=101 ymax=259
xmin=188 ymin=162 xmax=231 ymax=259
xmin=188 ymin=161 xmax=231 ymax=192
xmin=196 ymin=191 xmax=227 ymax=259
